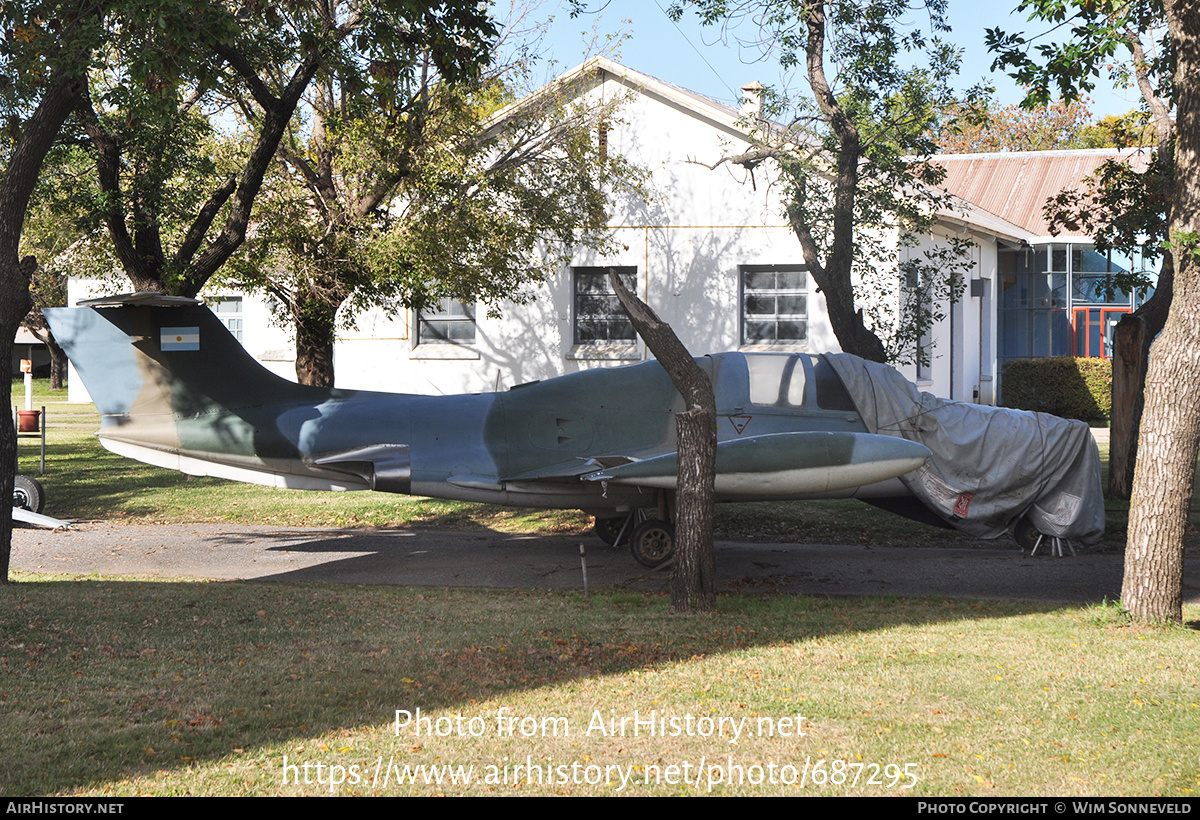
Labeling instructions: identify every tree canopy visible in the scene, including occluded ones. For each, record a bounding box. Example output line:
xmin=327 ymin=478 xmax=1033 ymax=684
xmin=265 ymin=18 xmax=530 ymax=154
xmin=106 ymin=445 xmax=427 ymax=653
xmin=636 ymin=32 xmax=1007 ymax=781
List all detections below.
xmin=226 ymin=55 xmax=636 ymax=386
xmin=0 ymin=0 xmax=499 ymax=578
xmin=670 ymin=0 xmax=978 ymax=366
xmin=62 ymin=0 xmax=499 ymax=300
xmin=935 ymin=97 xmax=1154 ymax=153
xmin=986 ymin=2 xmax=1174 ymax=278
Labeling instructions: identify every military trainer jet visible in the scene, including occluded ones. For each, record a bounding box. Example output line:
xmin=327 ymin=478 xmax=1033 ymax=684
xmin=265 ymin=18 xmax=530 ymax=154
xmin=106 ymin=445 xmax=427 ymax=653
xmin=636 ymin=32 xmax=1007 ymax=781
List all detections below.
xmin=44 ymin=295 xmax=1104 ymax=565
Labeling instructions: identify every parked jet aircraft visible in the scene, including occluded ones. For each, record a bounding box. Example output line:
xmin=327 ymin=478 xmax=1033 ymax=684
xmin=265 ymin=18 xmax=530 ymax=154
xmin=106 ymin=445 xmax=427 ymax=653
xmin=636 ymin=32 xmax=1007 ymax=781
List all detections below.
xmin=44 ymin=295 xmax=1103 ymax=565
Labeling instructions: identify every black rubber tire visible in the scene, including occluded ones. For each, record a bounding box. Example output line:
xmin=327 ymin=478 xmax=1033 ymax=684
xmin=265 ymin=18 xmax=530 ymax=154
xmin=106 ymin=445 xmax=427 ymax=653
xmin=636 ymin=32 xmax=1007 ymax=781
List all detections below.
xmin=1013 ymin=515 xmax=1041 ymax=551
xmin=629 ymin=519 xmax=674 ymax=568
xmin=594 ymin=515 xmax=627 ymax=546
xmin=13 ymin=474 xmax=45 ymax=515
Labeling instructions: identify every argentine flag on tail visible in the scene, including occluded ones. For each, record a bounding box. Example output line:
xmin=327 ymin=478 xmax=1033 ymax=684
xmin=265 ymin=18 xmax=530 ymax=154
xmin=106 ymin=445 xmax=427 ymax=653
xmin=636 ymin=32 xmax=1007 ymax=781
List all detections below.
xmin=161 ymin=327 xmax=200 ymax=351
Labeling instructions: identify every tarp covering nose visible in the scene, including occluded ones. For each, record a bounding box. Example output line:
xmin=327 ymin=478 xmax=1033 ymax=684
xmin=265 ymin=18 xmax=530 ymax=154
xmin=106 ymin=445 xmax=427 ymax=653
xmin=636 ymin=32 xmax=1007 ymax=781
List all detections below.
xmin=826 ymin=353 xmax=1105 ymax=545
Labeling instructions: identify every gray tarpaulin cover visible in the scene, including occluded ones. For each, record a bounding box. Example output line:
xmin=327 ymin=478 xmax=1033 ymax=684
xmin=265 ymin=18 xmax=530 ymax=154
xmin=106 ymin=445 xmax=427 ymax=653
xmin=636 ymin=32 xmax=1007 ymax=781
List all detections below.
xmin=827 ymin=354 xmax=1105 ymax=545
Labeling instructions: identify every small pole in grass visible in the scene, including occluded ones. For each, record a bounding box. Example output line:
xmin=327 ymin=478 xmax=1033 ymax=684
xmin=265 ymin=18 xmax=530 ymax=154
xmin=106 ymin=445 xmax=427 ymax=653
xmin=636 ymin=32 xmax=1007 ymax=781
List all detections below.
xmin=579 ymin=543 xmax=589 ymax=598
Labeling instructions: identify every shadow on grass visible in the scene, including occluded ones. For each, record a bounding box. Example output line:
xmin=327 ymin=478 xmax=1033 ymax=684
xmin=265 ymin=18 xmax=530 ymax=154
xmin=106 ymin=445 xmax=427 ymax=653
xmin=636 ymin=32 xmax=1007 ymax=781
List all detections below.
xmin=0 ymin=575 xmax=1072 ymax=795
xmin=29 ymin=440 xmax=197 ymax=520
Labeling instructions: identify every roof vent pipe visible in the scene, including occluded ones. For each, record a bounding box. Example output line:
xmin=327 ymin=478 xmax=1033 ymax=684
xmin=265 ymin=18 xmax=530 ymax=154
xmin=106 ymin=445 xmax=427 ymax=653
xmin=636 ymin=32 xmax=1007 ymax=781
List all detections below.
xmin=740 ymin=81 xmax=764 ymax=119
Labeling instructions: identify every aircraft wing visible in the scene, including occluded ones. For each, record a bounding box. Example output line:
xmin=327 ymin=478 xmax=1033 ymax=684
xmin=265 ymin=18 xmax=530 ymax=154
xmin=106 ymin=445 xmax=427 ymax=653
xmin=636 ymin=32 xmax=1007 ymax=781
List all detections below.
xmin=499 ymin=457 xmax=633 ymax=483
xmin=580 ymin=431 xmax=930 ymax=496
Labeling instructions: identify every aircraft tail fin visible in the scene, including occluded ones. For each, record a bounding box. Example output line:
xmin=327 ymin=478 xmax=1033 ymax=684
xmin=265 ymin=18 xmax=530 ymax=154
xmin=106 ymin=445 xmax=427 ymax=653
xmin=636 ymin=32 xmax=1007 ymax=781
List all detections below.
xmin=44 ymin=296 xmax=322 ymax=425
xmin=45 ymin=297 xmax=386 ymax=492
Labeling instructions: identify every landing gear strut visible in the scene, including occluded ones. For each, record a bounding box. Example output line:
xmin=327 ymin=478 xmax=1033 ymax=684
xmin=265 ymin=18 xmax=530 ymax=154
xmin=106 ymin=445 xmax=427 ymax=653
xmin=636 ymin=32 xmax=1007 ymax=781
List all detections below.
xmin=591 ymin=492 xmax=678 ymax=568
xmin=594 ymin=511 xmax=640 ymax=546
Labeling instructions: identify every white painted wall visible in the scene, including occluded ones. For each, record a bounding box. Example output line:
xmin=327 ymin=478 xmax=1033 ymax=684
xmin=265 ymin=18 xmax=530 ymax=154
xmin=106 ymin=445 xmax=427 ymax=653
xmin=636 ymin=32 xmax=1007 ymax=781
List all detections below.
xmin=899 ymin=229 xmax=1000 ymax=404
xmin=333 ymin=69 xmax=843 ymax=396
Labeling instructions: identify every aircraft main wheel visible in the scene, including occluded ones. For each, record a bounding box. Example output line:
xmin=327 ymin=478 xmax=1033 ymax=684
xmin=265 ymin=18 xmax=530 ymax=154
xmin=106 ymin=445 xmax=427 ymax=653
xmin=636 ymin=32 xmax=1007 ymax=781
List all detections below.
xmin=1013 ymin=515 xmax=1041 ymax=551
xmin=629 ymin=519 xmax=674 ymax=568
xmin=594 ymin=515 xmax=627 ymax=546
xmin=13 ymin=475 xmax=45 ymax=515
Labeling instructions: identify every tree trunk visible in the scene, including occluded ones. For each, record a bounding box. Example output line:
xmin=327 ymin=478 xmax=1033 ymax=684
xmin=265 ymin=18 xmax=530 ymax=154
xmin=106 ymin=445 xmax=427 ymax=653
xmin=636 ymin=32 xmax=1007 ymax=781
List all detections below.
xmin=671 ymin=406 xmax=717 ymax=612
xmin=48 ymin=336 xmax=67 ymax=392
xmin=786 ymin=0 xmax=888 ymax=365
xmin=295 ymin=312 xmax=336 ymax=388
xmin=291 ymin=278 xmax=346 ymax=387
xmin=1120 ymin=293 xmax=1200 ymax=623
xmin=1121 ymin=0 xmax=1200 ymax=624
xmin=0 ymin=260 xmax=33 ymax=582
xmin=1107 ymin=315 xmax=1146 ymax=498
xmin=1109 ymin=21 xmax=1178 ymax=500
xmin=0 ymin=69 xmax=86 ymax=581
xmin=608 ymin=269 xmax=717 ymax=613
xmin=1108 ymin=255 xmax=1174 ymax=499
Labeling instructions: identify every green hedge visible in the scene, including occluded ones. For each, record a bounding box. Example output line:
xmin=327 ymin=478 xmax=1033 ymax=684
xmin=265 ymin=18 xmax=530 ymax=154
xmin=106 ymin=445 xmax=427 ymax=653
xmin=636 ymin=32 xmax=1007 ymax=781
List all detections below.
xmin=1000 ymin=357 xmax=1112 ymax=423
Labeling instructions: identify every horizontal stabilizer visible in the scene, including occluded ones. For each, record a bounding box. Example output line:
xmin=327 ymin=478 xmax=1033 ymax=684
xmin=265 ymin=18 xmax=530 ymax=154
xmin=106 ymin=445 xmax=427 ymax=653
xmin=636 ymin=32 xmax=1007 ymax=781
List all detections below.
xmin=306 ymin=444 xmax=412 ymax=494
xmin=582 ymin=431 xmax=930 ymax=496
xmin=78 ymin=291 xmax=202 ymax=308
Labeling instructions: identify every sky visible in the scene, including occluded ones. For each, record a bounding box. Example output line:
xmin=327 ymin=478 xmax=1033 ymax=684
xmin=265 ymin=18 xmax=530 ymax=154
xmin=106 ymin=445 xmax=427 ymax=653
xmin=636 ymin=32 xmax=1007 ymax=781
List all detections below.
xmin=504 ymin=0 xmax=1146 ymax=121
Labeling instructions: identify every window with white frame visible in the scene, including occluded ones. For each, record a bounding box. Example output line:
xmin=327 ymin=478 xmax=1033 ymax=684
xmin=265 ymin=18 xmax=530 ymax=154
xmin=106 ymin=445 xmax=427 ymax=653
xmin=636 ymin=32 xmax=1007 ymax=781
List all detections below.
xmin=741 ymin=266 xmax=807 ymax=345
xmin=418 ymin=298 xmax=476 ymax=346
xmin=573 ymin=267 xmax=636 ymax=344
xmin=208 ymin=296 xmax=243 ymax=341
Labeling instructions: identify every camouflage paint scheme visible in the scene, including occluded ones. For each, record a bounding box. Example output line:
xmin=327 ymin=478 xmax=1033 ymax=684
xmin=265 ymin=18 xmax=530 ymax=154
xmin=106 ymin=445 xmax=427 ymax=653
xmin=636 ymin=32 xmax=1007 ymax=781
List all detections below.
xmin=44 ymin=300 xmax=931 ymax=519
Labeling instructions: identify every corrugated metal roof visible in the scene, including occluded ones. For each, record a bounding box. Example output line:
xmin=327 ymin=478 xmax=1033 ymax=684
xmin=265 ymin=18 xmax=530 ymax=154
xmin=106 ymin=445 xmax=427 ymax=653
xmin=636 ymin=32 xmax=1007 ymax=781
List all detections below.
xmin=935 ymin=149 xmax=1152 ymax=238
xmin=498 ymin=59 xmax=1153 ymax=246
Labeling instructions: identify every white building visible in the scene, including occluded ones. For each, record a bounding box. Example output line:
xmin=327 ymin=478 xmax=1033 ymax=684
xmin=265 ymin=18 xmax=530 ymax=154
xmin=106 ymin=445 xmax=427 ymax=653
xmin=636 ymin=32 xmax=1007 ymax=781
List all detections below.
xmin=69 ymin=57 xmax=1155 ymax=405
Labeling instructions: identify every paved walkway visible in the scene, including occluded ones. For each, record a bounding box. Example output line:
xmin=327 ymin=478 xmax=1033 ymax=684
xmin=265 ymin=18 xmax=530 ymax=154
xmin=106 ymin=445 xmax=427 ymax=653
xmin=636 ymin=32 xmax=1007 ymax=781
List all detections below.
xmin=13 ymin=522 xmax=1198 ymax=605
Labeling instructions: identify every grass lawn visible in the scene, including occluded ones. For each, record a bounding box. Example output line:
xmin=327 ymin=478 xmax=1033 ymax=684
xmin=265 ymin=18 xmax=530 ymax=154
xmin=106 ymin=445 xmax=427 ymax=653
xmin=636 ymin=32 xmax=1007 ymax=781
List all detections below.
xmin=2 ymin=580 xmax=1197 ymax=796
xmin=4 ymin=380 xmax=1197 ymax=797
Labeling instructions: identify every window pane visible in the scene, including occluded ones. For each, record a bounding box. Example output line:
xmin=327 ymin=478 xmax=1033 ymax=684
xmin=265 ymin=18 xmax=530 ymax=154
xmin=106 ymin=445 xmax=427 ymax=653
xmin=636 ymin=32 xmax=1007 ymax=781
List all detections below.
xmin=745 ymin=271 xmax=775 ymax=291
xmin=419 ymin=299 xmax=476 ymax=345
xmin=814 ymin=356 xmax=857 ymax=411
xmin=208 ymin=296 xmax=243 ymax=341
xmin=573 ymin=267 xmax=636 ymax=344
xmin=575 ymin=272 xmax=610 ymax=293
xmin=744 ymin=321 xmax=772 ymax=342
xmin=610 ymin=316 xmax=634 ymax=340
xmin=776 ymin=270 xmax=803 ymax=290
xmin=745 ymin=295 xmax=776 ymax=315
xmin=747 ymin=353 xmax=807 ymax=407
xmin=777 ymin=294 xmax=805 ymax=315
xmin=777 ymin=320 xmax=806 ymax=340
xmin=740 ymin=267 xmax=807 ymax=345
xmin=1050 ymin=272 xmax=1067 ymax=307
xmin=998 ymin=272 xmax=1022 ymax=308
xmin=447 ymin=322 xmax=471 ymax=342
